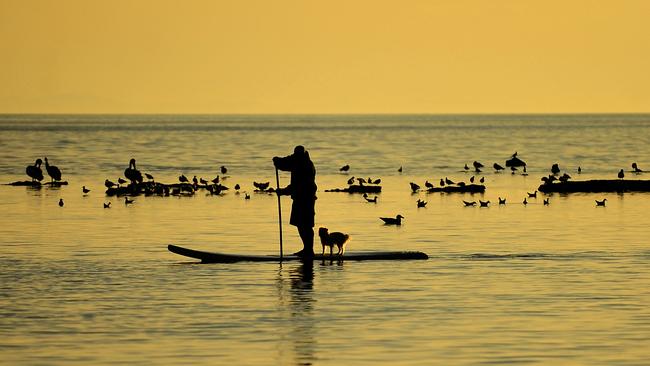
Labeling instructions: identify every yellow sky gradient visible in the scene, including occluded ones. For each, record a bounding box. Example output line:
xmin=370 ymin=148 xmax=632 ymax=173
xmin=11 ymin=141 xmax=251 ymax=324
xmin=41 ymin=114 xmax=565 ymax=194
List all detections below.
xmin=1 ymin=0 xmax=649 ymax=114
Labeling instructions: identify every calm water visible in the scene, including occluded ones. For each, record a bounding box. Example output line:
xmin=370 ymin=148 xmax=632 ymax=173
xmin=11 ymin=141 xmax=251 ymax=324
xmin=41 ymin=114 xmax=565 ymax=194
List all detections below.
xmin=1 ymin=114 xmax=650 ymax=365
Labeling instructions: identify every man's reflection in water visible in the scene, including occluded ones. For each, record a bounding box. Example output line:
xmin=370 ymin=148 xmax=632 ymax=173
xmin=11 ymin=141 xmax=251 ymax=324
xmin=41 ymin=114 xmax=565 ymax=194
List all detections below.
xmin=277 ymin=261 xmax=316 ymax=366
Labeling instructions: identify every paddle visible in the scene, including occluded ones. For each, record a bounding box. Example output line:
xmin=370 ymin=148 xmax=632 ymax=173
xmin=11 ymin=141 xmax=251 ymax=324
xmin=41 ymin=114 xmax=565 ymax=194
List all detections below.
xmin=275 ymin=167 xmax=283 ymax=260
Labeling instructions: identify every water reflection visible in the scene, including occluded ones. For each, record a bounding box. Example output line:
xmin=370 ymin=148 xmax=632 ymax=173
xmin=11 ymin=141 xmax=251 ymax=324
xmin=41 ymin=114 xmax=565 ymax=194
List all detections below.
xmin=277 ymin=262 xmax=315 ymax=366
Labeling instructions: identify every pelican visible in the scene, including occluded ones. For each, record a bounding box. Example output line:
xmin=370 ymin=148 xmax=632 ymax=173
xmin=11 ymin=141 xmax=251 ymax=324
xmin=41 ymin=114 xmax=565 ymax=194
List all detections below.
xmin=479 ymin=200 xmax=490 ymax=207
xmin=124 ymin=159 xmax=143 ymax=184
xmin=82 ymin=186 xmax=90 ymax=194
xmin=125 ymin=197 xmax=134 ymax=205
xmin=409 ymin=182 xmax=420 ymax=192
xmin=339 ymin=164 xmax=350 ymax=172
xmin=103 ymin=202 xmax=111 ymax=208
xmin=380 ymin=215 xmax=404 ymax=225
xmin=417 ymin=199 xmax=427 ymax=208
xmin=618 ymin=169 xmax=625 ymax=179
xmin=551 ymin=163 xmax=560 ymax=175
xmin=463 ymin=200 xmax=476 ymax=207
xmin=26 ymin=159 xmax=44 ymax=182
xmin=44 ymin=157 xmax=62 ymax=183
xmin=220 ymin=165 xmax=228 ymax=174
xmin=595 ymin=199 xmax=607 ymax=206
xmin=498 ymin=197 xmax=506 ymax=205
xmin=493 ymin=163 xmax=505 ymax=171
xmin=58 ymin=198 xmax=64 ymax=207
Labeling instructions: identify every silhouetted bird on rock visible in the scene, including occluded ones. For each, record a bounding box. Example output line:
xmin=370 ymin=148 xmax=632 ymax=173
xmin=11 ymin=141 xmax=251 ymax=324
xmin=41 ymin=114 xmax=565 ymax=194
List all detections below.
xmin=380 ymin=215 xmax=404 ymax=225
xmin=473 ymin=161 xmax=484 ymax=170
xmin=124 ymin=159 xmax=143 ymax=184
xmin=145 ymin=173 xmax=154 ymax=182
xmin=409 ymin=182 xmax=420 ymax=192
xmin=44 ymin=157 xmax=62 ymax=183
xmin=618 ymin=169 xmax=625 ymax=179
xmin=551 ymin=163 xmax=561 ymax=175
xmin=445 ymin=177 xmax=454 ymax=185
xmin=179 ymin=174 xmax=189 ymax=184
xmin=493 ymin=163 xmax=505 ymax=171
xmin=339 ymin=164 xmax=350 ymax=172
xmin=105 ymin=179 xmax=116 ymax=189
xmin=26 ymin=159 xmax=44 ymax=182
xmin=58 ymin=198 xmax=64 ymax=207
xmin=220 ymin=165 xmax=228 ymax=174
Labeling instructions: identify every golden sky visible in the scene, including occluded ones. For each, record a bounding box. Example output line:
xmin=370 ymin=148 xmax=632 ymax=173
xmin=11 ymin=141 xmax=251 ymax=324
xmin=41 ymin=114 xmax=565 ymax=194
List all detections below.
xmin=1 ymin=0 xmax=649 ymax=114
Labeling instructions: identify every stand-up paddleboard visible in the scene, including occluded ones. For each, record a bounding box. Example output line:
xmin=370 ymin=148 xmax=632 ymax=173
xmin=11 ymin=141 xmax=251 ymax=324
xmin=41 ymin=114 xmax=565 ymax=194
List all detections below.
xmin=168 ymin=244 xmax=428 ymax=263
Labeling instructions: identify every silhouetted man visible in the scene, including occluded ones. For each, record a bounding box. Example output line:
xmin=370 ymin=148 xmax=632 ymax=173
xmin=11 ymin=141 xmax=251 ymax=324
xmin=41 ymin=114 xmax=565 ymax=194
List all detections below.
xmin=273 ymin=146 xmax=317 ymax=258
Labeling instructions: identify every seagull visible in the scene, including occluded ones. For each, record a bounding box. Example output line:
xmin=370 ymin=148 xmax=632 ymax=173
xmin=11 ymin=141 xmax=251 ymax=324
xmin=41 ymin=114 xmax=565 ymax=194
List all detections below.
xmin=425 ymin=180 xmax=434 ymax=189
xmin=632 ymin=162 xmax=643 ymax=173
xmin=234 ymin=184 xmax=241 ymax=191
xmin=439 ymin=178 xmax=445 ymax=187
xmin=457 ymin=182 xmax=466 ymax=187
xmin=498 ymin=197 xmax=506 ymax=205
xmin=527 ymin=191 xmax=537 ymax=198
xmin=398 ymin=166 xmax=403 ymax=173
xmin=82 ymin=186 xmax=90 ymax=194
xmin=493 ymin=163 xmax=505 ymax=171
xmin=512 ymin=151 xmax=518 ymax=158
xmin=380 ymin=215 xmax=404 ymax=225
xmin=473 ymin=161 xmax=484 ymax=171
xmin=117 ymin=178 xmax=127 ymax=186
xmin=479 ymin=200 xmax=490 ymax=207
xmin=559 ymin=173 xmax=571 ymax=183
xmin=244 ymin=193 xmax=251 ymax=200
xmin=464 ymin=164 xmax=470 ymax=171
xmin=58 ymin=198 xmax=64 ymax=207
xmin=105 ymin=179 xmax=116 ymax=189
xmin=577 ymin=166 xmax=582 ymax=174
xmin=145 ymin=173 xmax=154 ymax=182
xmin=416 ymin=199 xmax=427 ymax=208
xmin=543 ymin=198 xmax=550 ymax=205
xmin=479 ymin=177 xmax=485 ymax=184
xmin=445 ymin=177 xmax=455 ymax=185
xmin=44 ymin=157 xmax=62 ymax=183
xmin=469 ymin=176 xmax=475 ymax=183
xmin=363 ymin=193 xmax=378 ymax=203
xmin=347 ymin=176 xmax=355 ymax=185
xmin=409 ymin=182 xmax=420 ymax=192
xmin=523 ymin=198 xmax=528 ymax=205
xmin=26 ymin=158 xmax=44 ymax=182
xmin=200 ymin=178 xmax=209 ymax=185
xmin=551 ymin=163 xmax=560 ymax=175
xmin=125 ymin=197 xmax=134 ymax=205
xmin=220 ymin=166 xmax=228 ymax=174
xmin=103 ymin=202 xmax=111 ymax=208
xmin=339 ymin=164 xmax=350 ymax=172
xmin=618 ymin=169 xmax=625 ymax=179
xmin=595 ymin=199 xmax=607 ymax=206
xmin=179 ymin=174 xmax=189 ymax=184
xmin=356 ymin=177 xmax=367 ymax=185
xmin=253 ymin=181 xmax=270 ymax=191
xmin=212 ymin=176 xmax=220 ymax=184
xmin=192 ymin=176 xmax=198 ymax=186
xmin=463 ymin=200 xmax=476 ymax=207
xmin=373 ymin=178 xmax=381 ymax=185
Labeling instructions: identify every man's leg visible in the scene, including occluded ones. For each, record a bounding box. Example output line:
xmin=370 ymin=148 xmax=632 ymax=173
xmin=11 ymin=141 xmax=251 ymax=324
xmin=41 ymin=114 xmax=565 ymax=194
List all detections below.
xmin=297 ymin=226 xmax=314 ymax=256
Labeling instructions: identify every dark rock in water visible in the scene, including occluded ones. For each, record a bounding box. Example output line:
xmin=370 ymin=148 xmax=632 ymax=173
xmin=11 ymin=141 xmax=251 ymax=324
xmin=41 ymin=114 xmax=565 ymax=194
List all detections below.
xmin=539 ymin=179 xmax=650 ymax=193
xmin=325 ymin=184 xmax=382 ymax=193
xmin=426 ymin=184 xmax=486 ymax=193
xmin=505 ymin=156 xmax=527 ymax=167
xmin=8 ymin=180 xmax=69 ymax=186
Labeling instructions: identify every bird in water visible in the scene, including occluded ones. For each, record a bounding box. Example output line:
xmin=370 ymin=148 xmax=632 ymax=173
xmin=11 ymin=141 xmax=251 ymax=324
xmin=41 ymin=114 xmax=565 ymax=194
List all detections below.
xmin=103 ymin=202 xmax=111 ymax=208
xmin=632 ymin=162 xmax=643 ymax=173
xmin=58 ymin=198 xmax=64 ymax=207
xmin=145 ymin=173 xmax=155 ymax=182
xmin=220 ymin=165 xmax=228 ymax=175
xmin=618 ymin=169 xmax=625 ymax=179
xmin=498 ymin=197 xmax=506 ymax=205
xmin=117 ymin=178 xmax=127 ymax=187
xmin=398 ymin=166 xmax=403 ymax=173
xmin=234 ymin=183 xmax=241 ymax=191
xmin=82 ymin=186 xmax=90 ymax=194
xmin=578 ymin=166 xmax=582 ymax=174
xmin=244 ymin=193 xmax=251 ymax=200
xmin=543 ymin=198 xmax=550 ymax=205
xmin=523 ymin=198 xmax=528 ymax=205
xmin=464 ymin=164 xmax=470 ymax=171
xmin=363 ymin=193 xmax=378 ymax=203
xmin=527 ymin=191 xmax=537 ymax=198
xmin=417 ymin=199 xmax=427 ymax=208
xmin=339 ymin=164 xmax=350 ymax=172
xmin=479 ymin=200 xmax=490 ymax=207
xmin=26 ymin=159 xmax=44 ymax=182
xmin=473 ymin=161 xmax=484 ymax=170
xmin=595 ymin=199 xmax=607 ymax=206
xmin=380 ymin=214 xmax=404 ymax=225
xmin=125 ymin=197 xmax=134 ymax=205
xmin=124 ymin=159 xmax=143 ymax=184
xmin=409 ymin=182 xmax=420 ymax=192
xmin=44 ymin=157 xmax=62 ymax=183
xmin=105 ymin=179 xmax=116 ymax=189
xmin=463 ymin=200 xmax=476 ymax=207
xmin=253 ymin=181 xmax=270 ymax=191
xmin=493 ymin=163 xmax=505 ymax=171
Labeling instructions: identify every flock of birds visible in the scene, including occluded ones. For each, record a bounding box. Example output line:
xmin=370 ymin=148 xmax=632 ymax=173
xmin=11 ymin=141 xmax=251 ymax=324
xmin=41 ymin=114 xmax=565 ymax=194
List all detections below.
xmin=22 ymin=154 xmax=646 ymax=218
